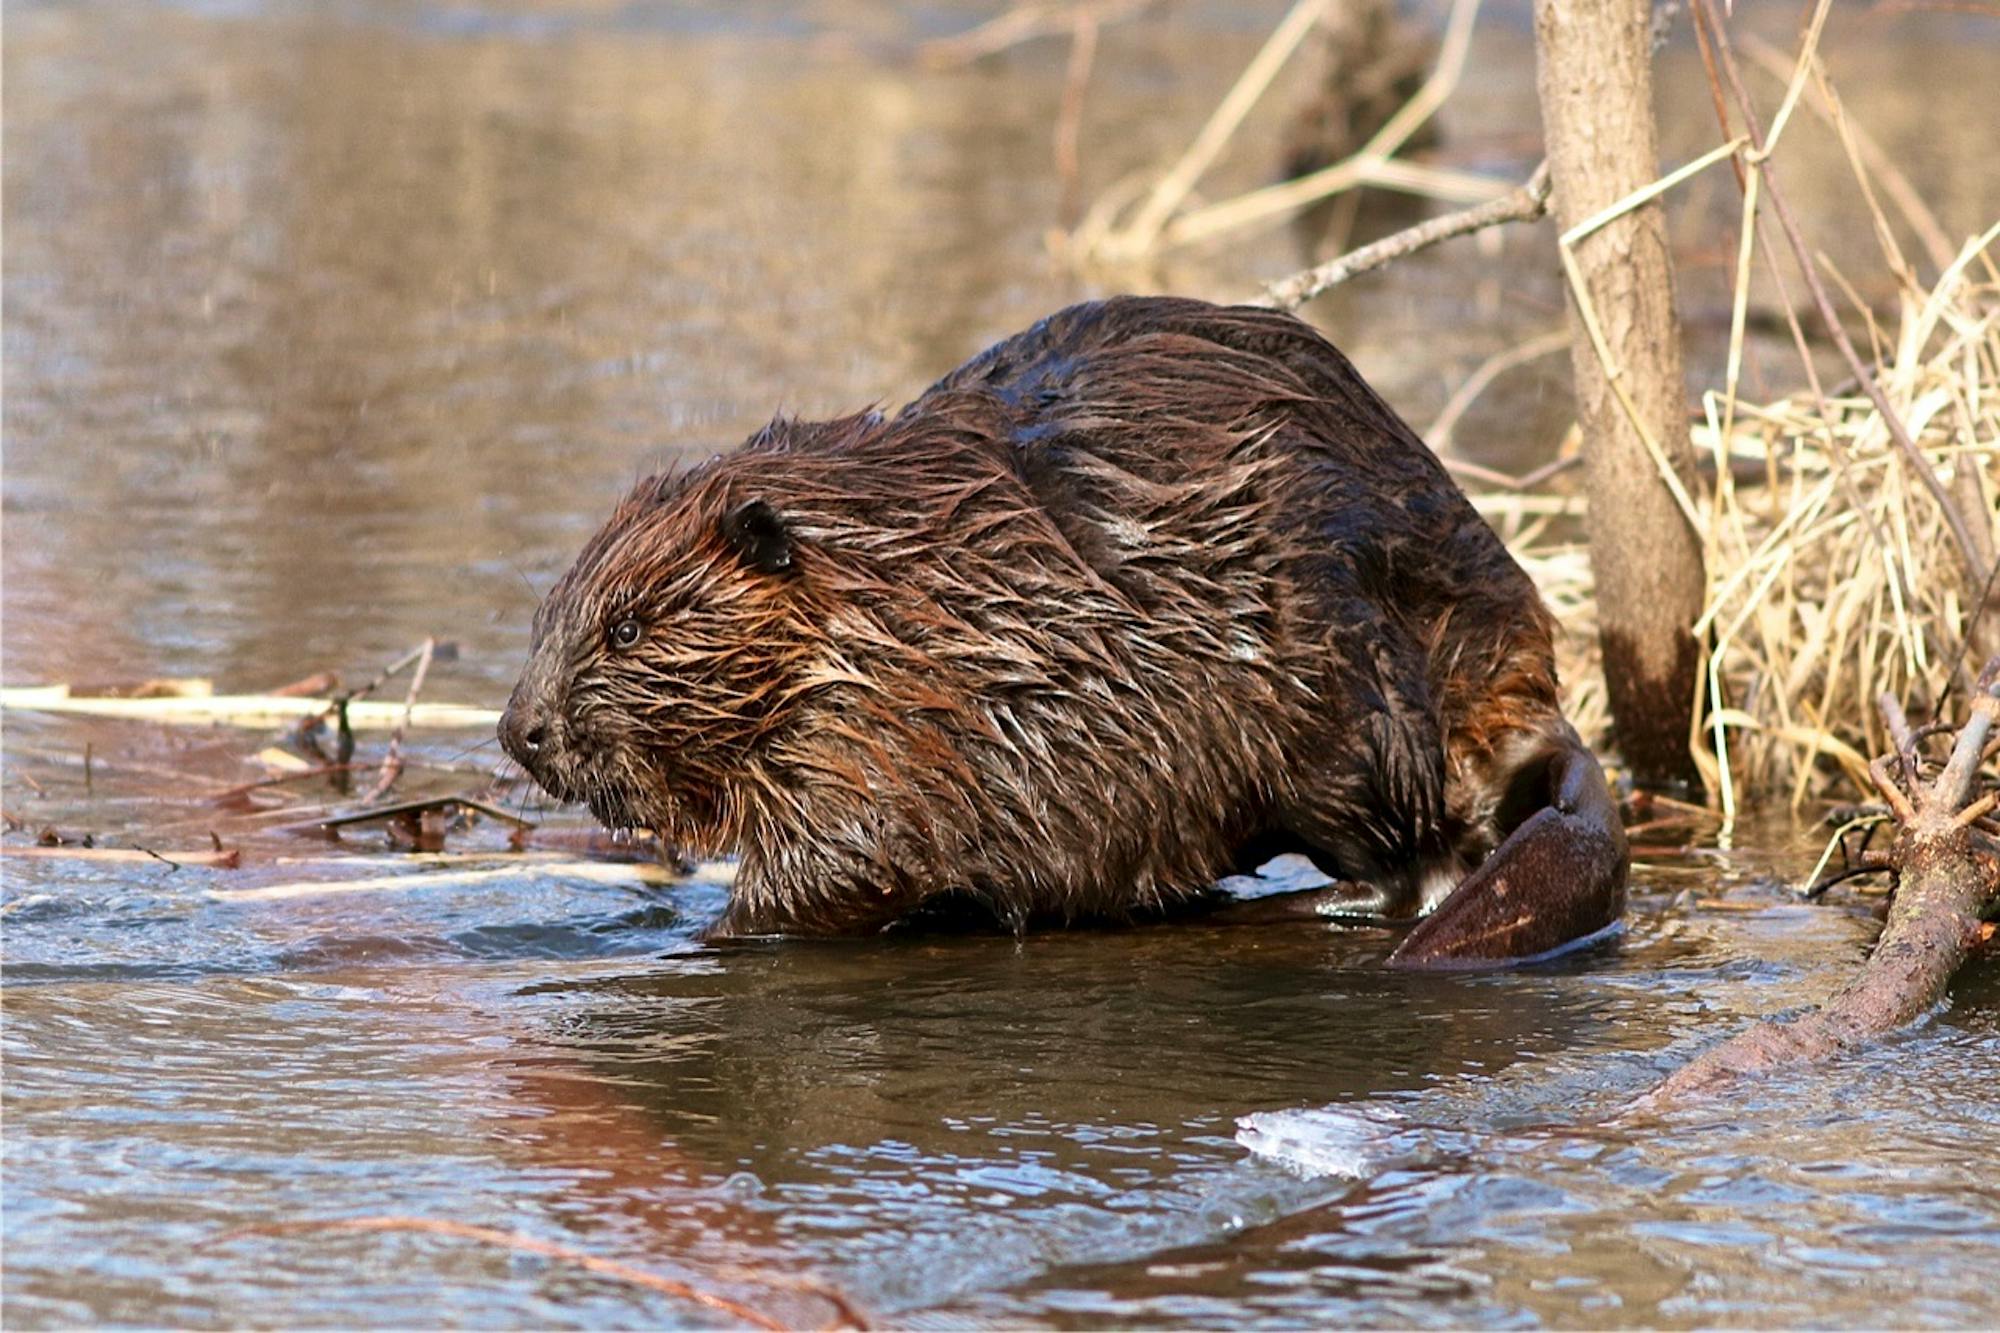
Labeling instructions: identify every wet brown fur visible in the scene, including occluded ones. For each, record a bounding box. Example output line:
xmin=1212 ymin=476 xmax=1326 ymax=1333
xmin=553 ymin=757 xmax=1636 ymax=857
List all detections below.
xmin=503 ymin=297 xmax=1570 ymax=936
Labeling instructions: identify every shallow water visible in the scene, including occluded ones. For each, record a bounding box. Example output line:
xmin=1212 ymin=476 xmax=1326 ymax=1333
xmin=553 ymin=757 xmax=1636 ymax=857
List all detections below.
xmin=5 ymin=1 xmax=1999 ymax=1328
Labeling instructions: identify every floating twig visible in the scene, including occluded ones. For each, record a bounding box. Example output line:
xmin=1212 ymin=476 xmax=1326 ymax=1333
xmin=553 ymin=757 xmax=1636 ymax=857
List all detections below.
xmin=206 ymin=861 xmax=674 ymax=904
xmin=307 ymin=793 xmax=535 ymax=833
xmin=1 ymin=844 xmax=242 ymax=869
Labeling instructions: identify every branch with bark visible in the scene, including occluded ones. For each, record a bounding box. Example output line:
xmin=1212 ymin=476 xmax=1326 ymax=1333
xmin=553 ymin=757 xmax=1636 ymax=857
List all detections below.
xmin=1631 ymin=660 xmax=2000 ymax=1112
xmin=1257 ymin=162 xmax=1550 ymax=309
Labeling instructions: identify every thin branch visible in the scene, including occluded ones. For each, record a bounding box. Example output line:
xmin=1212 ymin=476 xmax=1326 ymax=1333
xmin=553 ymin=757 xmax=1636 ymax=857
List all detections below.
xmin=1426 ymin=328 xmax=1570 ymax=450
xmin=1868 ymin=754 xmax=1919 ymax=824
xmin=1736 ymin=34 xmax=1955 ymax=273
xmin=361 ymin=637 xmax=436 ymax=803
xmin=917 ymin=0 xmax=1150 ymax=68
xmin=1052 ymin=6 xmax=1100 ymax=227
xmin=209 ymin=762 xmax=379 ymax=803
xmin=1935 ymin=555 xmax=2000 ymax=711
xmin=1442 ymin=451 xmax=1579 ymax=493
xmin=1802 ymin=860 xmax=1895 ymax=899
xmin=1880 ymin=687 xmax=1920 ymax=789
xmin=1258 ymin=162 xmax=1550 ymax=309
xmin=343 ymin=640 xmax=439 ymax=707
xmin=1107 ymin=0 xmax=1330 ymax=256
xmin=1933 ymin=662 xmax=2000 ymax=811
xmin=1155 ymin=0 xmax=1488 ymax=252
xmin=1955 ymin=791 xmax=1999 ymax=829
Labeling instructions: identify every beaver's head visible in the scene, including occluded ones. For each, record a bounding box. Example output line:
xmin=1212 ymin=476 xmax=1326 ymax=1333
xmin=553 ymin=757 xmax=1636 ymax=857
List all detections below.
xmin=499 ymin=464 xmax=809 ymax=854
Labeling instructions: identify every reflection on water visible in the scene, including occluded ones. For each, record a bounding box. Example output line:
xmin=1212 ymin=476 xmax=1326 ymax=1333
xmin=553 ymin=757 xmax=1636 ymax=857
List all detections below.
xmin=5 ymin=1 xmax=1999 ymax=1327
xmin=8 ymin=817 xmax=1999 ymax=1327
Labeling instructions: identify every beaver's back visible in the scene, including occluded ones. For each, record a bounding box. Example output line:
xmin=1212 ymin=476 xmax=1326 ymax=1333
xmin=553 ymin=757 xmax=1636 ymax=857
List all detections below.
xmin=914 ymin=296 xmax=1558 ymax=779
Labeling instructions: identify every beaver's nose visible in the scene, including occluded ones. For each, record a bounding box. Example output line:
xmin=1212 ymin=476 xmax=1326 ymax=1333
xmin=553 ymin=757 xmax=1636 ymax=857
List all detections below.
xmin=498 ymin=696 xmax=550 ymax=774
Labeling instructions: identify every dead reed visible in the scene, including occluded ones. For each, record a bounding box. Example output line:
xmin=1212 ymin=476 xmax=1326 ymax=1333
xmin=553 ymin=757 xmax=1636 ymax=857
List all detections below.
xmin=1504 ymin=222 xmax=1998 ymax=810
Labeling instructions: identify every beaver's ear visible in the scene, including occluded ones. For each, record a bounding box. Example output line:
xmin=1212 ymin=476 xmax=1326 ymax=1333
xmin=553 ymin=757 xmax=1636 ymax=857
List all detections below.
xmin=722 ymin=498 xmax=794 ymax=575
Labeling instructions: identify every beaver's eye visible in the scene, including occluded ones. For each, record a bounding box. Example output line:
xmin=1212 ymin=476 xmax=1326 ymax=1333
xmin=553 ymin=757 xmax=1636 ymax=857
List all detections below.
xmin=609 ymin=618 xmax=644 ymax=650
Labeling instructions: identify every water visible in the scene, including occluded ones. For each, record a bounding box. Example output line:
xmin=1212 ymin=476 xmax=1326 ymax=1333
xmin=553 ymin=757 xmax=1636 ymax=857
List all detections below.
xmin=5 ymin=1 xmax=1999 ymax=1327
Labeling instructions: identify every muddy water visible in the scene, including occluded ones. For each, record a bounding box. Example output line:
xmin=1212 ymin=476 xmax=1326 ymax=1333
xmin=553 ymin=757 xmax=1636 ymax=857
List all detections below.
xmin=5 ymin=1 xmax=1999 ymax=1328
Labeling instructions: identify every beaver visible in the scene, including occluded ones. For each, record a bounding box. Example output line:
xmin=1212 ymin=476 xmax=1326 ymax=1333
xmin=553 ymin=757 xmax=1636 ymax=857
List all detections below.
xmin=500 ymin=297 xmax=1627 ymax=965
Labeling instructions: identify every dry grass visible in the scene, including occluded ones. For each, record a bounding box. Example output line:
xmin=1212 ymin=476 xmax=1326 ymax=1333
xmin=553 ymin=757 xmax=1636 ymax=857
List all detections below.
xmin=1692 ymin=238 xmax=1997 ymax=811
xmin=1502 ymin=229 xmax=1999 ymax=809
xmin=1433 ymin=0 xmax=2000 ymax=812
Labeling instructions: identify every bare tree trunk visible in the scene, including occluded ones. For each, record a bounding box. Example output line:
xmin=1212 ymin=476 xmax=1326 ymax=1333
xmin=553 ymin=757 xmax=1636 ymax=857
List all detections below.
xmin=1533 ymin=0 xmax=1704 ymax=788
